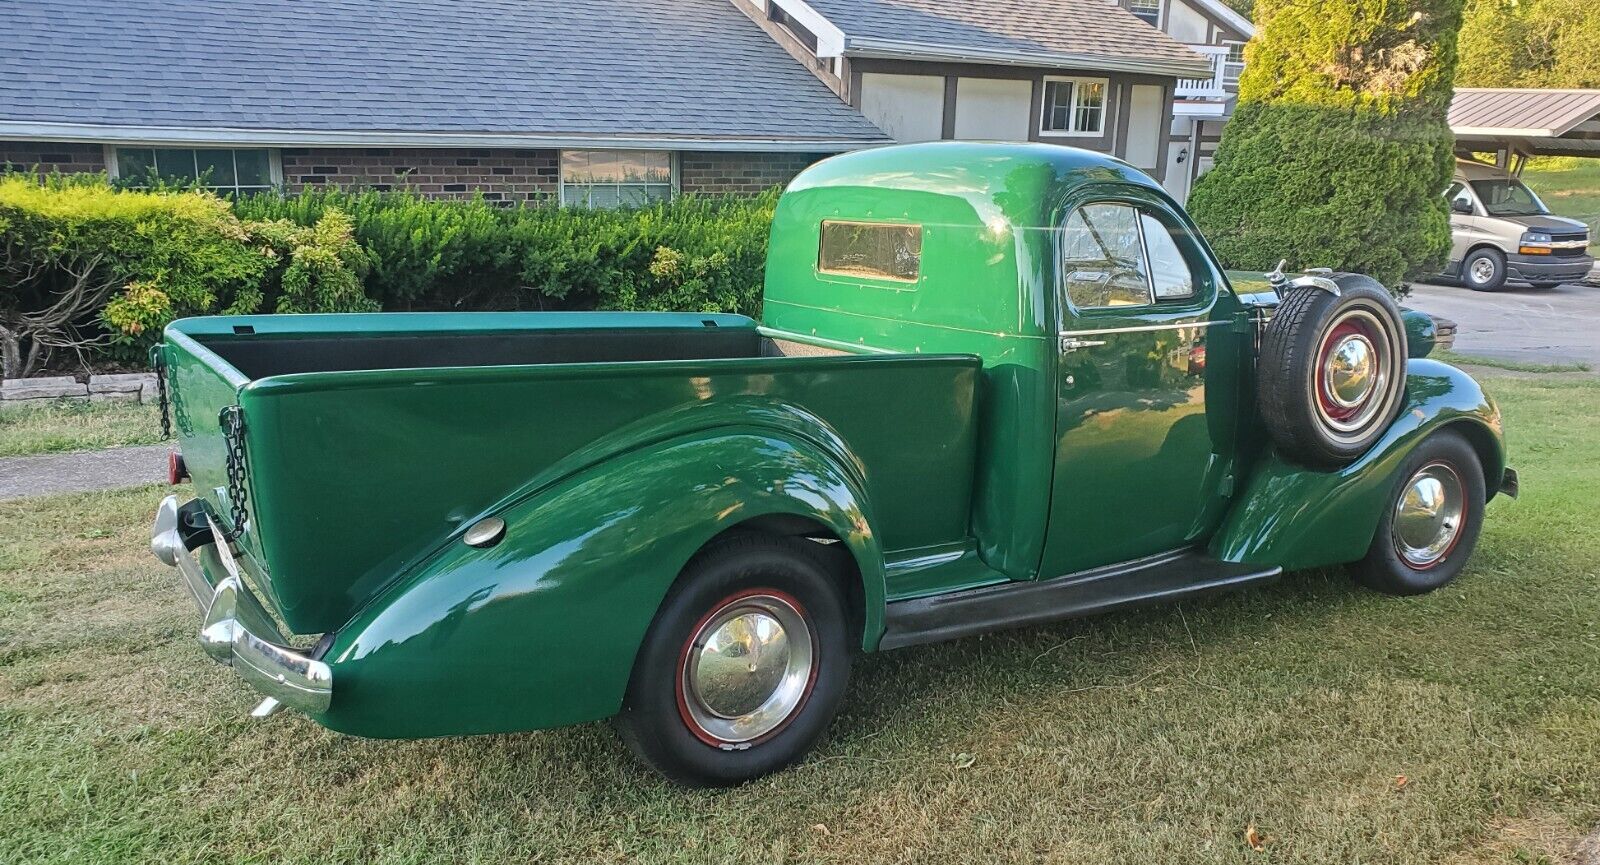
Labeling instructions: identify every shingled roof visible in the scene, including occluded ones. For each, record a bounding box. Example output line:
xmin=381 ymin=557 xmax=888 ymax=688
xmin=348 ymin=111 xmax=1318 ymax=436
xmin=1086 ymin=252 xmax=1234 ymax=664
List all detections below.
xmin=803 ymin=0 xmax=1213 ymax=77
xmin=0 ymin=0 xmax=891 ymax=150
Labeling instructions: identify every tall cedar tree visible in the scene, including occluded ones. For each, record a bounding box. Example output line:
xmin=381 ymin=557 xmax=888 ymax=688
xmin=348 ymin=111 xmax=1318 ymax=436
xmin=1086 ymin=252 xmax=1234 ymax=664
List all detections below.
xmin=1187 ymin=0 xmax=1465 ymax=285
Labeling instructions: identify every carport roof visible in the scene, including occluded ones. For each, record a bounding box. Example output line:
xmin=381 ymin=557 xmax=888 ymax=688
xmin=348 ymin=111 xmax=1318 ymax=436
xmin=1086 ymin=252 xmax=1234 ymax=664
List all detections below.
xmin=1450 ymin=88 xmax=1600 ymax=158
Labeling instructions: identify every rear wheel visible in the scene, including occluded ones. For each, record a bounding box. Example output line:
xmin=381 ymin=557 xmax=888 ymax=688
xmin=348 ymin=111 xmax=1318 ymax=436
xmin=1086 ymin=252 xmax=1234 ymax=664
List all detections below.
xmin=1463 ymin=248 xmax=1507 ymax=291
xmin=1355 ymin=430 xmax=1486 ymax=595
xmin=615 ymin=534 xmax=851 ymax=786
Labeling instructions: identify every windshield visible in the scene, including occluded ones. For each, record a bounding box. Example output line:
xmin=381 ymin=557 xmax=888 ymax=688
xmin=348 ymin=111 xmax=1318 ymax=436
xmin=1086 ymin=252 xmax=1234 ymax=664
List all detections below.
xmin=1469 ymin=179 xmax=1549 ymax=217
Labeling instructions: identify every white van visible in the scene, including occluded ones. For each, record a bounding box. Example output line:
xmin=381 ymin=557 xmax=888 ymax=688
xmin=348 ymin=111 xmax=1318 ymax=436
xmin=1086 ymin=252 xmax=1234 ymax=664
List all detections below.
xmin=1445 ymin=159 xmax=1593 ymax=291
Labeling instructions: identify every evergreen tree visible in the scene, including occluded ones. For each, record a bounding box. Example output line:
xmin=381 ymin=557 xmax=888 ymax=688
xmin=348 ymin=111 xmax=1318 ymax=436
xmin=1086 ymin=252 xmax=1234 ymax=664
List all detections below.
xmin=1188 ymin=0 xmax=1465 ymax=285
xmin=1457 ymin=0 xmax=1600 ymax=89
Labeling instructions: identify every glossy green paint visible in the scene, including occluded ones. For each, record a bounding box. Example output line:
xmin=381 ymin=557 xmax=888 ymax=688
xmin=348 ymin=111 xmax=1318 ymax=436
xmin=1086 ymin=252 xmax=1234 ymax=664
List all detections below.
xmin=162 ymin=312 xmax=979 ymax=637
xmin=154 ymin=142 xmax=1511 ymax=741
xmin=1212 ymin=359 xmax=1505 ymax=570
xmin=317 ymin=431 xmax=885 ymax=737
xmin=1042 ymin=184 xmax=1249 ymax=577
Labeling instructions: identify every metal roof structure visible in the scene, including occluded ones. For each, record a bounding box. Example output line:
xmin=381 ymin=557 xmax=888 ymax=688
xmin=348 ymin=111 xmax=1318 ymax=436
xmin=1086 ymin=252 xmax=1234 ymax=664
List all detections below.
xmin=1450 ymin=88 xmax=1600 ymax=158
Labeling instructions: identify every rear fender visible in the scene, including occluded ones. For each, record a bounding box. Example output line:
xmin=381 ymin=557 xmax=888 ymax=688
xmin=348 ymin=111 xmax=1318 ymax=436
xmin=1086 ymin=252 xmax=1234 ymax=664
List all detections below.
xmin=315 ymin=428 xmax=882 ymax=739
xmin=1212 ymin=360 xmax=1506 ymax=571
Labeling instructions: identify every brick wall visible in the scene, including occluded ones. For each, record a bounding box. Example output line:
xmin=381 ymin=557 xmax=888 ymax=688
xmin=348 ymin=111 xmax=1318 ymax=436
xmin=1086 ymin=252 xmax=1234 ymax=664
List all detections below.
xmin=680 ymin=151 xmax=827 ymax=195
xmin=280 ymin=148 xmax=559 ymax=203
xmin=0 ymin=141 xmax=105 ymax=174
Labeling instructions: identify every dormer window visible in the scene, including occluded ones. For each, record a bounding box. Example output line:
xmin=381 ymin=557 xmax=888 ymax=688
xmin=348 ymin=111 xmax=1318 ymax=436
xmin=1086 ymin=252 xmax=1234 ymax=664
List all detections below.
xmin=768 ymin=3 xmax=819 ymax=54
xmin=1127 ymin=0 xmax=1160 ymax=26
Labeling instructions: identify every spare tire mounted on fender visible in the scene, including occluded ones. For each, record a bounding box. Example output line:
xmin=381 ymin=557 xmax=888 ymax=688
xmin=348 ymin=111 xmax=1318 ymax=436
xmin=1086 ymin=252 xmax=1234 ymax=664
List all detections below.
xmin=1257 ymin=273 xmax=1409 ymax=469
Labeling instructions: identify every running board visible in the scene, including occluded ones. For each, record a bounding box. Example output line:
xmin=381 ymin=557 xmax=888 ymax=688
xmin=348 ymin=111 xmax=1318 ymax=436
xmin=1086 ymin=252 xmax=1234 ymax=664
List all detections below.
xmin=879 ymin=549 xmax=1281 ymax=651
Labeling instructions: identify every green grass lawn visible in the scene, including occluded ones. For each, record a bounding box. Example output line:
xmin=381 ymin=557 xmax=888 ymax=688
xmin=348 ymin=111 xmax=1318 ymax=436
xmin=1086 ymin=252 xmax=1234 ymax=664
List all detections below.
xmin=1521 ymin=157 xmax=1600 ymax=255
xmin=0 ymin=399 xmax=162 ymax=457
xmin=3 ymin=369 xmax=1598 ymax=864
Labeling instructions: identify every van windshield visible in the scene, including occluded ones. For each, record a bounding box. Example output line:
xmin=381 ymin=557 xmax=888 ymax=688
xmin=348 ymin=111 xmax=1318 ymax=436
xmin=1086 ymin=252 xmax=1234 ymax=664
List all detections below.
xmin=1469 ymin=179 xmax=1549 ymax=217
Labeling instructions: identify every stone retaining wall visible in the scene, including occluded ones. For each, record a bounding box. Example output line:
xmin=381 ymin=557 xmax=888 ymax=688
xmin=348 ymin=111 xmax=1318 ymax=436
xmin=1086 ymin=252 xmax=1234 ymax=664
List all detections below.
xmin=0 ymin=374 xmax=159 ymax=405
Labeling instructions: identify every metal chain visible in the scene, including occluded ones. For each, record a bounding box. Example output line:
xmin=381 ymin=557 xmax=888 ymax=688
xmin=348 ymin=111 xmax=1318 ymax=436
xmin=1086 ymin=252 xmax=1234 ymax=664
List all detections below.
xmin=219 ymin=406 xmax=250 ymax=542
xmin=152 ymin=347 xmax=172 ymax=439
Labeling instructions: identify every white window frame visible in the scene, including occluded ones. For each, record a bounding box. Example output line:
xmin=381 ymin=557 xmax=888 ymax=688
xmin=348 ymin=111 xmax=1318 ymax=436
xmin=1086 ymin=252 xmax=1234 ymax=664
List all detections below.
xmin=1127 ymin=0 xmax=1161 ymax=26
xmin=1038 ymin=76 xmax=1111 ymax=138
xmin=103 ymin=145 xmax=283 ymax=193
xmin=557 ymin=149 xmax=679 ymax=208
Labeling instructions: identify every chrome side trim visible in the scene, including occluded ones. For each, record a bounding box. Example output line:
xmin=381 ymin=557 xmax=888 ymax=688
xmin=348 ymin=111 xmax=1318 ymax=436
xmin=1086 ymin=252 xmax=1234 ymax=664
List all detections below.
xmin=150 ymin=495 xmax=332 ymax=716
xmin=1060 ymin=319 xmax=1226 ymax=338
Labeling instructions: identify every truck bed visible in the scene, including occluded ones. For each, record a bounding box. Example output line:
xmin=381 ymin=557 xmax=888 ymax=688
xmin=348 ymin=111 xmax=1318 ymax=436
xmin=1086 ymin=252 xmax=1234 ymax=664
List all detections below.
xmin=161 ymin=312 xmax=981 ymax=634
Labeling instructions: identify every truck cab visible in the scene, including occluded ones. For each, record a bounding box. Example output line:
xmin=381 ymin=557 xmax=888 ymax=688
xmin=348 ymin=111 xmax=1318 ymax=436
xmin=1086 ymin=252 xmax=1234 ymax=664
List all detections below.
xmin=152 ymin=142 xmax=1512 ymax=786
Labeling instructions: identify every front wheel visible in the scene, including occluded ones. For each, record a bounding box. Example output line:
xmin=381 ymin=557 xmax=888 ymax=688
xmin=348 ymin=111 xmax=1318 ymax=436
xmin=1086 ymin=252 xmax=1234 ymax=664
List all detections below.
xmin=1355 ymin=430 xmax=1486 ymax=595
xmin=614 ymin=534 xmax=851 ymax=786
xmin=1462 ymin=248 xmax=1507 ymax=292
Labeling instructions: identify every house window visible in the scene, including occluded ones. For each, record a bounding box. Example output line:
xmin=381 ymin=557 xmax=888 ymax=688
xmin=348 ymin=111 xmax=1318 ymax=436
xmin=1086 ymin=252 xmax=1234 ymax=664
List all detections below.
xmin=112 ymin=147 xmax=276 ymax=195
xmin=1040 ymin=78 xmax=1108 ymax=136
xmin=817 ymin=220 xmax=922 ymax=284
xmin=1127 ymin=0 xmax=1160 ymax=26
xmin=768 ymin=3 xmax=819 ymax=53
xmin=1221 ymin=41 xmax=1246 ymax=85
xmin=560 ymin=150 xmax=673 ymax=207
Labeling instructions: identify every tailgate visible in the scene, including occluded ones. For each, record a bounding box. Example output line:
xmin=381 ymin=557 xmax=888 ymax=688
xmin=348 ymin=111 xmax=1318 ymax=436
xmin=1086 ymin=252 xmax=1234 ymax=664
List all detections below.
xmin=157 ymin=329 xmax=270 ymax=583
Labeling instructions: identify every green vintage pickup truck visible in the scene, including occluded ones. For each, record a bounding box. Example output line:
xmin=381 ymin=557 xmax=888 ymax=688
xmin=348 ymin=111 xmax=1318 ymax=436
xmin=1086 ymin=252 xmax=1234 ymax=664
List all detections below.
xmin=150 ymin=142 xmax=1513 ymax=786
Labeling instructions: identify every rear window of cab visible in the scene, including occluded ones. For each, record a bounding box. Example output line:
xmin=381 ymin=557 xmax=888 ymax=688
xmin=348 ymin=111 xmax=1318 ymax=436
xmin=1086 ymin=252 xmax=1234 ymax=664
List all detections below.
xmin=817 ymin=220 xmax=922 ymax=284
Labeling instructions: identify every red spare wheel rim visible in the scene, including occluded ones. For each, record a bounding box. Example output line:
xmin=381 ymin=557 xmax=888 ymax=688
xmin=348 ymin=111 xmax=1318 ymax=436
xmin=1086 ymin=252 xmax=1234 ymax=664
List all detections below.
xmin=675 ymin=588 xmax=819 ymax=748
xmin=1312 ymin=308 xmax=1395 ymax=442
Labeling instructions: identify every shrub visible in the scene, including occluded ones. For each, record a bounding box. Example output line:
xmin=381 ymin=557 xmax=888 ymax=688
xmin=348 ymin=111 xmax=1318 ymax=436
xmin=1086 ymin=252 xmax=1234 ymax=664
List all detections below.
xmin=1 ymin=174 xmax=265 ymax=377
xmin=1187 ymin=0 xmax=1463 ymax=286
xmin=0 ymin=175 xmax=378 ymax=376
xmin=236 ymin=187 xmax=779 ymax=316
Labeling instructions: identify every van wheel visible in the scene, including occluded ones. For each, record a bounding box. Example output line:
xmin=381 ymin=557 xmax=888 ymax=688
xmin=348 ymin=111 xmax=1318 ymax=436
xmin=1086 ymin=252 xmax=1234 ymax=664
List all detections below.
xmin=615 ymin=534 xmax=850 ymax=787
xmin=1257 ymin=274 xmax=1409 ymax=469
xmin=1463 ymin=248 xmax=1506 ymax=291
xmin=1355 ymin=430 xmax=1486 ymax=595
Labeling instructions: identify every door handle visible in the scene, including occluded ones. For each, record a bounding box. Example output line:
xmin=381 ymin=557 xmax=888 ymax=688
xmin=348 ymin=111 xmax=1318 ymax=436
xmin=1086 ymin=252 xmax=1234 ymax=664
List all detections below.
xmin=1060 ymin=336 xmax=1107 ymax=353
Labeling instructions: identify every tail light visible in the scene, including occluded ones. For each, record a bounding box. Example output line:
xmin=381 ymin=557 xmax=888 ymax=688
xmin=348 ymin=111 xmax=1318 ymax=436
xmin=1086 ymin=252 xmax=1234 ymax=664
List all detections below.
xmin=168 ymin=451 xmax=189 ymax=485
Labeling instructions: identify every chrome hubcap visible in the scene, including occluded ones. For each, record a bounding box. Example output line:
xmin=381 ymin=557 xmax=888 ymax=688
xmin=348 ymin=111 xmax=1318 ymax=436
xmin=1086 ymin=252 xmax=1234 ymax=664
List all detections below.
xmin=682 ymin=593 xmax=813 ymax=744
xmin=1313 ymin=307 xmax=1397 ymax=441
xmin=1470 ymin=257 xmax=1495 ymax=284
xmin=1325 ymin=334 xmax=1376 ymax=408
xmin=1392 ymin=462 xmax=1466 ymax=567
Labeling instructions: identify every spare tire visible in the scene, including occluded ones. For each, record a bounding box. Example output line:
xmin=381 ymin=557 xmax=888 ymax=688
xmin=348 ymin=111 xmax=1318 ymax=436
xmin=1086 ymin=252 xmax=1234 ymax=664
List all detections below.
xmin=1257 ymin=273 xmax=1408 ymax=469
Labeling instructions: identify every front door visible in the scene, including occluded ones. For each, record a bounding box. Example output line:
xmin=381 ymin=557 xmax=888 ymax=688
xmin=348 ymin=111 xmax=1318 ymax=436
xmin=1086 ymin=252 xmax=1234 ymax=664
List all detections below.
xmin=1037 ymin=197 xmax=1238 ymax=578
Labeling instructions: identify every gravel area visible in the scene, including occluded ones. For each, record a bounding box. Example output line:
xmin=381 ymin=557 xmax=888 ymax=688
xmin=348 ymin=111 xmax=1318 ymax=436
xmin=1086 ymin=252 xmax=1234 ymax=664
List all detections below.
xmin=0 ymin=444 xmax=170 ymax=500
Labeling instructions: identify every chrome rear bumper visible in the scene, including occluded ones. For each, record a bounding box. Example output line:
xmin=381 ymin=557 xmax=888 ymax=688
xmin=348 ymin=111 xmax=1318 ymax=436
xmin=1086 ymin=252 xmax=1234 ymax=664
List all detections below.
xmin=151 ymin=495 xmax=332 ymax=715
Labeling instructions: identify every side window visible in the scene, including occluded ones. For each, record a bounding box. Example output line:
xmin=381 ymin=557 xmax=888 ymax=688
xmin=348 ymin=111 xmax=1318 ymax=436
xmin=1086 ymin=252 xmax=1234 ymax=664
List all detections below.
xmin=1061 ymin=203 xmax=1150 ymax=308
xmin=817 ymin=220 xmax=922 ymax=283
xmin=1140 ymin=213 xmax=1195 ymax=300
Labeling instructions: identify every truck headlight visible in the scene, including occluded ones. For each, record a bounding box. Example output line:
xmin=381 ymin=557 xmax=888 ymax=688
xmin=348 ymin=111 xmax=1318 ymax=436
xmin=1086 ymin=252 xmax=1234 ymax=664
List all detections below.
xmin=1522 ymin=231 xmax=1553 ymax=244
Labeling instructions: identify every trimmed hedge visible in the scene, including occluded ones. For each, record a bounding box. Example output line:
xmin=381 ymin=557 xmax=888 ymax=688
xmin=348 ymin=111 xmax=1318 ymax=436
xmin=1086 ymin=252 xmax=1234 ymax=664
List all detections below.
xmin=1187 ymin=0 xmax=1463 ymax=285
xmin=232 ymin=187 xmax=780 ymax=315
xmin=0 ymin=175 xmax=781 ymax=374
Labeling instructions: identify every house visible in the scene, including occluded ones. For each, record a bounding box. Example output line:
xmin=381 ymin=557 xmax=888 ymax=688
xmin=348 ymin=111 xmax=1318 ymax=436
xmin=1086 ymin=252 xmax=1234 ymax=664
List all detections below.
xmin=0 ymin=0 xmax=1253 ymax=205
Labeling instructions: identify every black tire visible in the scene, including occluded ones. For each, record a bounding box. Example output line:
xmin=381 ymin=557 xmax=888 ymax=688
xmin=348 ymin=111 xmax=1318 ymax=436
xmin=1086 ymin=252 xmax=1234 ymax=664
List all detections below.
xmin=1355 ymin=430 xmax=1486 ymax=595
xmin=614 ymin=533 xmax=851 ymax=787
xmin=1258 ymin=274 xmax=1409 ymax=469
xmin=1462 ymin=248 xmax=1507 ymax=291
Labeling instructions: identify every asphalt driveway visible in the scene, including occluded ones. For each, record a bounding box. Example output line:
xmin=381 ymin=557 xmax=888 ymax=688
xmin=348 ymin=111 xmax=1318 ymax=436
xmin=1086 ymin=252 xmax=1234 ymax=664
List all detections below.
xmin=1406 ymin=277 xmax=1600 ymax=367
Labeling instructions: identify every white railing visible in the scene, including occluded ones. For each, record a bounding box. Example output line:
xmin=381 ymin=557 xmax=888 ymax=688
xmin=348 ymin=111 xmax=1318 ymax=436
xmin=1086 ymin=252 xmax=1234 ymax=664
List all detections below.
xmin=1175 ymin=45 xmax=1231 ymax=101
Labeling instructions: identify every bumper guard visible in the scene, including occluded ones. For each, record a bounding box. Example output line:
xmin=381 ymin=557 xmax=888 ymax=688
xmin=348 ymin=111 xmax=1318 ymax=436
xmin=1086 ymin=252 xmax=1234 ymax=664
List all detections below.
xmin=151 ymin=495 xmax=332 ymax=716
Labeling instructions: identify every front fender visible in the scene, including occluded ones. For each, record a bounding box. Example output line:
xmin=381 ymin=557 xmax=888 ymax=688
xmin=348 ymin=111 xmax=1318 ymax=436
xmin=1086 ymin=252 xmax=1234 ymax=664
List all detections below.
xmin=314 ymin=430 xmax=882 ymax=738
xmin=1212 ymin=360 xmax=1506 ymax=571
